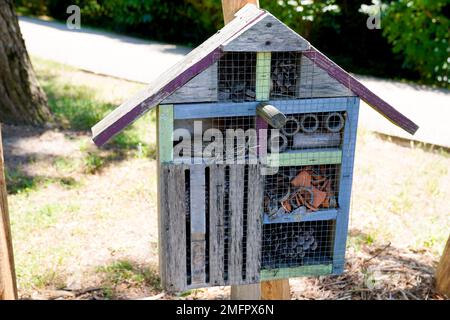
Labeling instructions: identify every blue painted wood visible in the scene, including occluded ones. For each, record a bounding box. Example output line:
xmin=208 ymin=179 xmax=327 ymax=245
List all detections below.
xmin=263 ymin=209 xmax=337 ymax=224
xmin=332 ymin=97 xmax=360 ymax=274
xmin=173 ymin=97 xmax=350 ymax=119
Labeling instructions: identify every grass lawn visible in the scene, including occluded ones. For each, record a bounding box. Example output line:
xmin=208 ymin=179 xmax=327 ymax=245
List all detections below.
xmin=2 ymin=56 xmax=448 ymax=300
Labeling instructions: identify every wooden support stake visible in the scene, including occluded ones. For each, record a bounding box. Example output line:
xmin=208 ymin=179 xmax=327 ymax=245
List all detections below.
xmin=261 ymin=279 xmax=290 ymax=300
xmin=222 ymin=0 xmax=260 ymax=25
xmin=222 ymin=0 xmax=290 ymax=301
xmin=436 ymin=236 xmax=450 ymax=298
xmin=0 ymin=126 xmax=17 ymax=300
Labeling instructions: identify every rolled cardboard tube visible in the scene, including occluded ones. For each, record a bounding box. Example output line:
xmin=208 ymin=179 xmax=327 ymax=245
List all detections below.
xmin=324 ymin=112 xmax=345 ymax=133
xmin=256 ymin=102 xmax=287 ymax=129
xmin=300 ymin=114 xmax=319 ymax=133
xmin=281 ymin=117 xmax=300 ymax=136
xmin=268 ymin=132 xmax=288 ymax=153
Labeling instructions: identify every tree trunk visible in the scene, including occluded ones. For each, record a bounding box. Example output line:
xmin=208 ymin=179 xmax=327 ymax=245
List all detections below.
xmin=0 ymin=0 xmax=51 ymax=125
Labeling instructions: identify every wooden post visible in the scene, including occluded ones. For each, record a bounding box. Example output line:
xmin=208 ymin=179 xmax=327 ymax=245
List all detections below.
xmin=436 ymin=236 xmax=450 ymax=297
xmin=222 ymin=0 xmax=260 ymax=25
xmin=222 ymin=0 xmax=290 ymax=301
xmin=0 ymin=125 xmax=17 ymax=300
xmin=261 ymin=279 xmax=291 ymax=300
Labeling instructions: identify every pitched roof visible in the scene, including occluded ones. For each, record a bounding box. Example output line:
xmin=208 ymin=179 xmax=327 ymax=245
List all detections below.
xmin=92 ymin=4 xmax=418 ymax=146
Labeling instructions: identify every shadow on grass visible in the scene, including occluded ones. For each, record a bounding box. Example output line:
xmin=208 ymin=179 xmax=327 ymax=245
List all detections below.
xmin=40 ymin=68 xmax=156 ymax=154
xmin=5 ymin=166 xmax=80 ymax=195
xmin=95 ymin=259 xmax=162 ymax=300
xmin=1 ymin=66 xmax=157 ymax=194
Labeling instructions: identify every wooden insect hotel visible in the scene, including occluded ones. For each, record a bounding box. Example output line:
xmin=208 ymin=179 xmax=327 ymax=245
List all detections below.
xmin=92 ymin=4 xmax=418 ymax=292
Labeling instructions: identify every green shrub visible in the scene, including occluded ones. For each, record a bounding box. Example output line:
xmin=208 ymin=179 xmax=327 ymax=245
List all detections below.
xmin=15 ymin=0 xmax=448 ymax=86
xmin=381 ymin=0 xmax=449 ymax=86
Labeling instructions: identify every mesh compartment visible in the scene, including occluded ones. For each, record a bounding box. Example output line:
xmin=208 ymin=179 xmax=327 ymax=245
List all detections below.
xmin=173 ymin=116 xmax=256 ymax=163
xmin=267 ymin=111 xmax=346 ymax=153
xmin=261 ymin=220 xmax=335 ymax=270
xmin=218 ymin=52 xmax=256 ymax=102
xmin=270 ymin=51 xmax=302 ymax=99
xmin=264 ymin=165 xmax=340 ymax=221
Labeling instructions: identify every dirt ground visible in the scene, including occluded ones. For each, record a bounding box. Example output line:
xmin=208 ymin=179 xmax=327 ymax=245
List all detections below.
xmin=2 ymin=59 xmax=449 ymax=300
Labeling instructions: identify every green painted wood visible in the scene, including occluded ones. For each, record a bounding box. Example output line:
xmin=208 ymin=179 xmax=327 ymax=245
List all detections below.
xmin=158 ymin=105 xmax=174 ymax=163
xmin=266 ymin=148 xmax=342 ymax=167
xmin=261 ymin=264 xmax=332 ymax=280
xmin=256 ymin=52 xmax=271 ymax=101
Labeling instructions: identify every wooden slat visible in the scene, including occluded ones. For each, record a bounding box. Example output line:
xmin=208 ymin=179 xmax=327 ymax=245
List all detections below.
xmin=158 ymin=105 xmax=174 ymax=163
xmin=245 ymin=164 xmax=263 ymax=283
xmin=92 ymin=4 xmax=265 ymax=146
xmin=255 ymin=52 xmax=271 ymax=101
xmin=332 ymin=97 xmax=359 ymax=274
xmin=160 ymin=164 xmax=187 ymax=291
xmin=299 ymin=55 xmax=355 ymax=98
xmin=256 ymin=116 xmax=268 ymax=159
xmin=263 ymin=209 xmax=338 ymax=224
xmin=228 ymin=165 xmax=245 ymax=283
xmin=223 ymin=14 xmax=310 ymax=52
xmin=266 ymin=149 xmax=342 ymax=167
xmin=209 ymin=164 xmax=226 ymax=286
xmin=222 ymin=0 xmax=260 ymax=24
xmin=261 ymin=279 xmax=291 ymax=300
xmin=261 ymin=264 xmax=332 ymax=280
xmin=190 ymin=165 xmax=206 ymax=285
xmin=231 ymin=283 xmax=261 ymax=299
xmin=0 ymin=126 xmax=17 ymax=300
xmin=163 ymin=63 xmax=218 ymax=104
xmin=173 ymin=97 xmax=349 ymax=120
xmin=303 ymin=47 xmax=419 ymax=135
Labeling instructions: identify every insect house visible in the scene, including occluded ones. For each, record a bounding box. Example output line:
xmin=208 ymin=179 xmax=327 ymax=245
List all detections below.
xmin=92 ymin=4 xmax=418 ymax=292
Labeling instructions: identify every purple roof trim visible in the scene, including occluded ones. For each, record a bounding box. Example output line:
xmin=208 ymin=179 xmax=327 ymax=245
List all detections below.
xmin=93 ymin=47 xmax=225 ymax=146
xmin=93 ymin=7 xmax=267 ymax=147
xmin=303 ymin=48 xmax=419 ymax=135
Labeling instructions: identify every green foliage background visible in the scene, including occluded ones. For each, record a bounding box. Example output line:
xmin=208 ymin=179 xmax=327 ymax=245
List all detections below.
xmin=15 ymin=0 xmax=450 ymax=87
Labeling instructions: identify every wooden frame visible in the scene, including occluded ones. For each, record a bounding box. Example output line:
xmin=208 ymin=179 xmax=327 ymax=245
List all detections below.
xmin=162 ymin=63 xmax=218 ymax=104
xmin=263 ymin=209 xmax=337 ymax=225
xmin=173 ymin=97 xmax=350 ymax=120
xmin=266 ymin=148 xmax=342 ymax=167
xmin=158 ymin=105 xmax=174 ymax=163
xmin=332 ymin=97 xmax=359 ymax=274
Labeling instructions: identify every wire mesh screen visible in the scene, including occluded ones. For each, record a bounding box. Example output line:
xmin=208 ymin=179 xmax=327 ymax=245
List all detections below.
xmin=173 ymin=116 xmax=256 ymax=164
xmin=261 ymin=221 xmax=335 ymax=278
xmin=267 ymin=111 xmax=345 ymax=154
xmin=218 ymin=52 xmax=256 ymax=102
xmin=263 ymin=165 xmax=340 ymax=222
xmin=270 ymin=51 xmax=302 ymax=99
xmin=263 ymin=221 xmax=335 ymax=267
